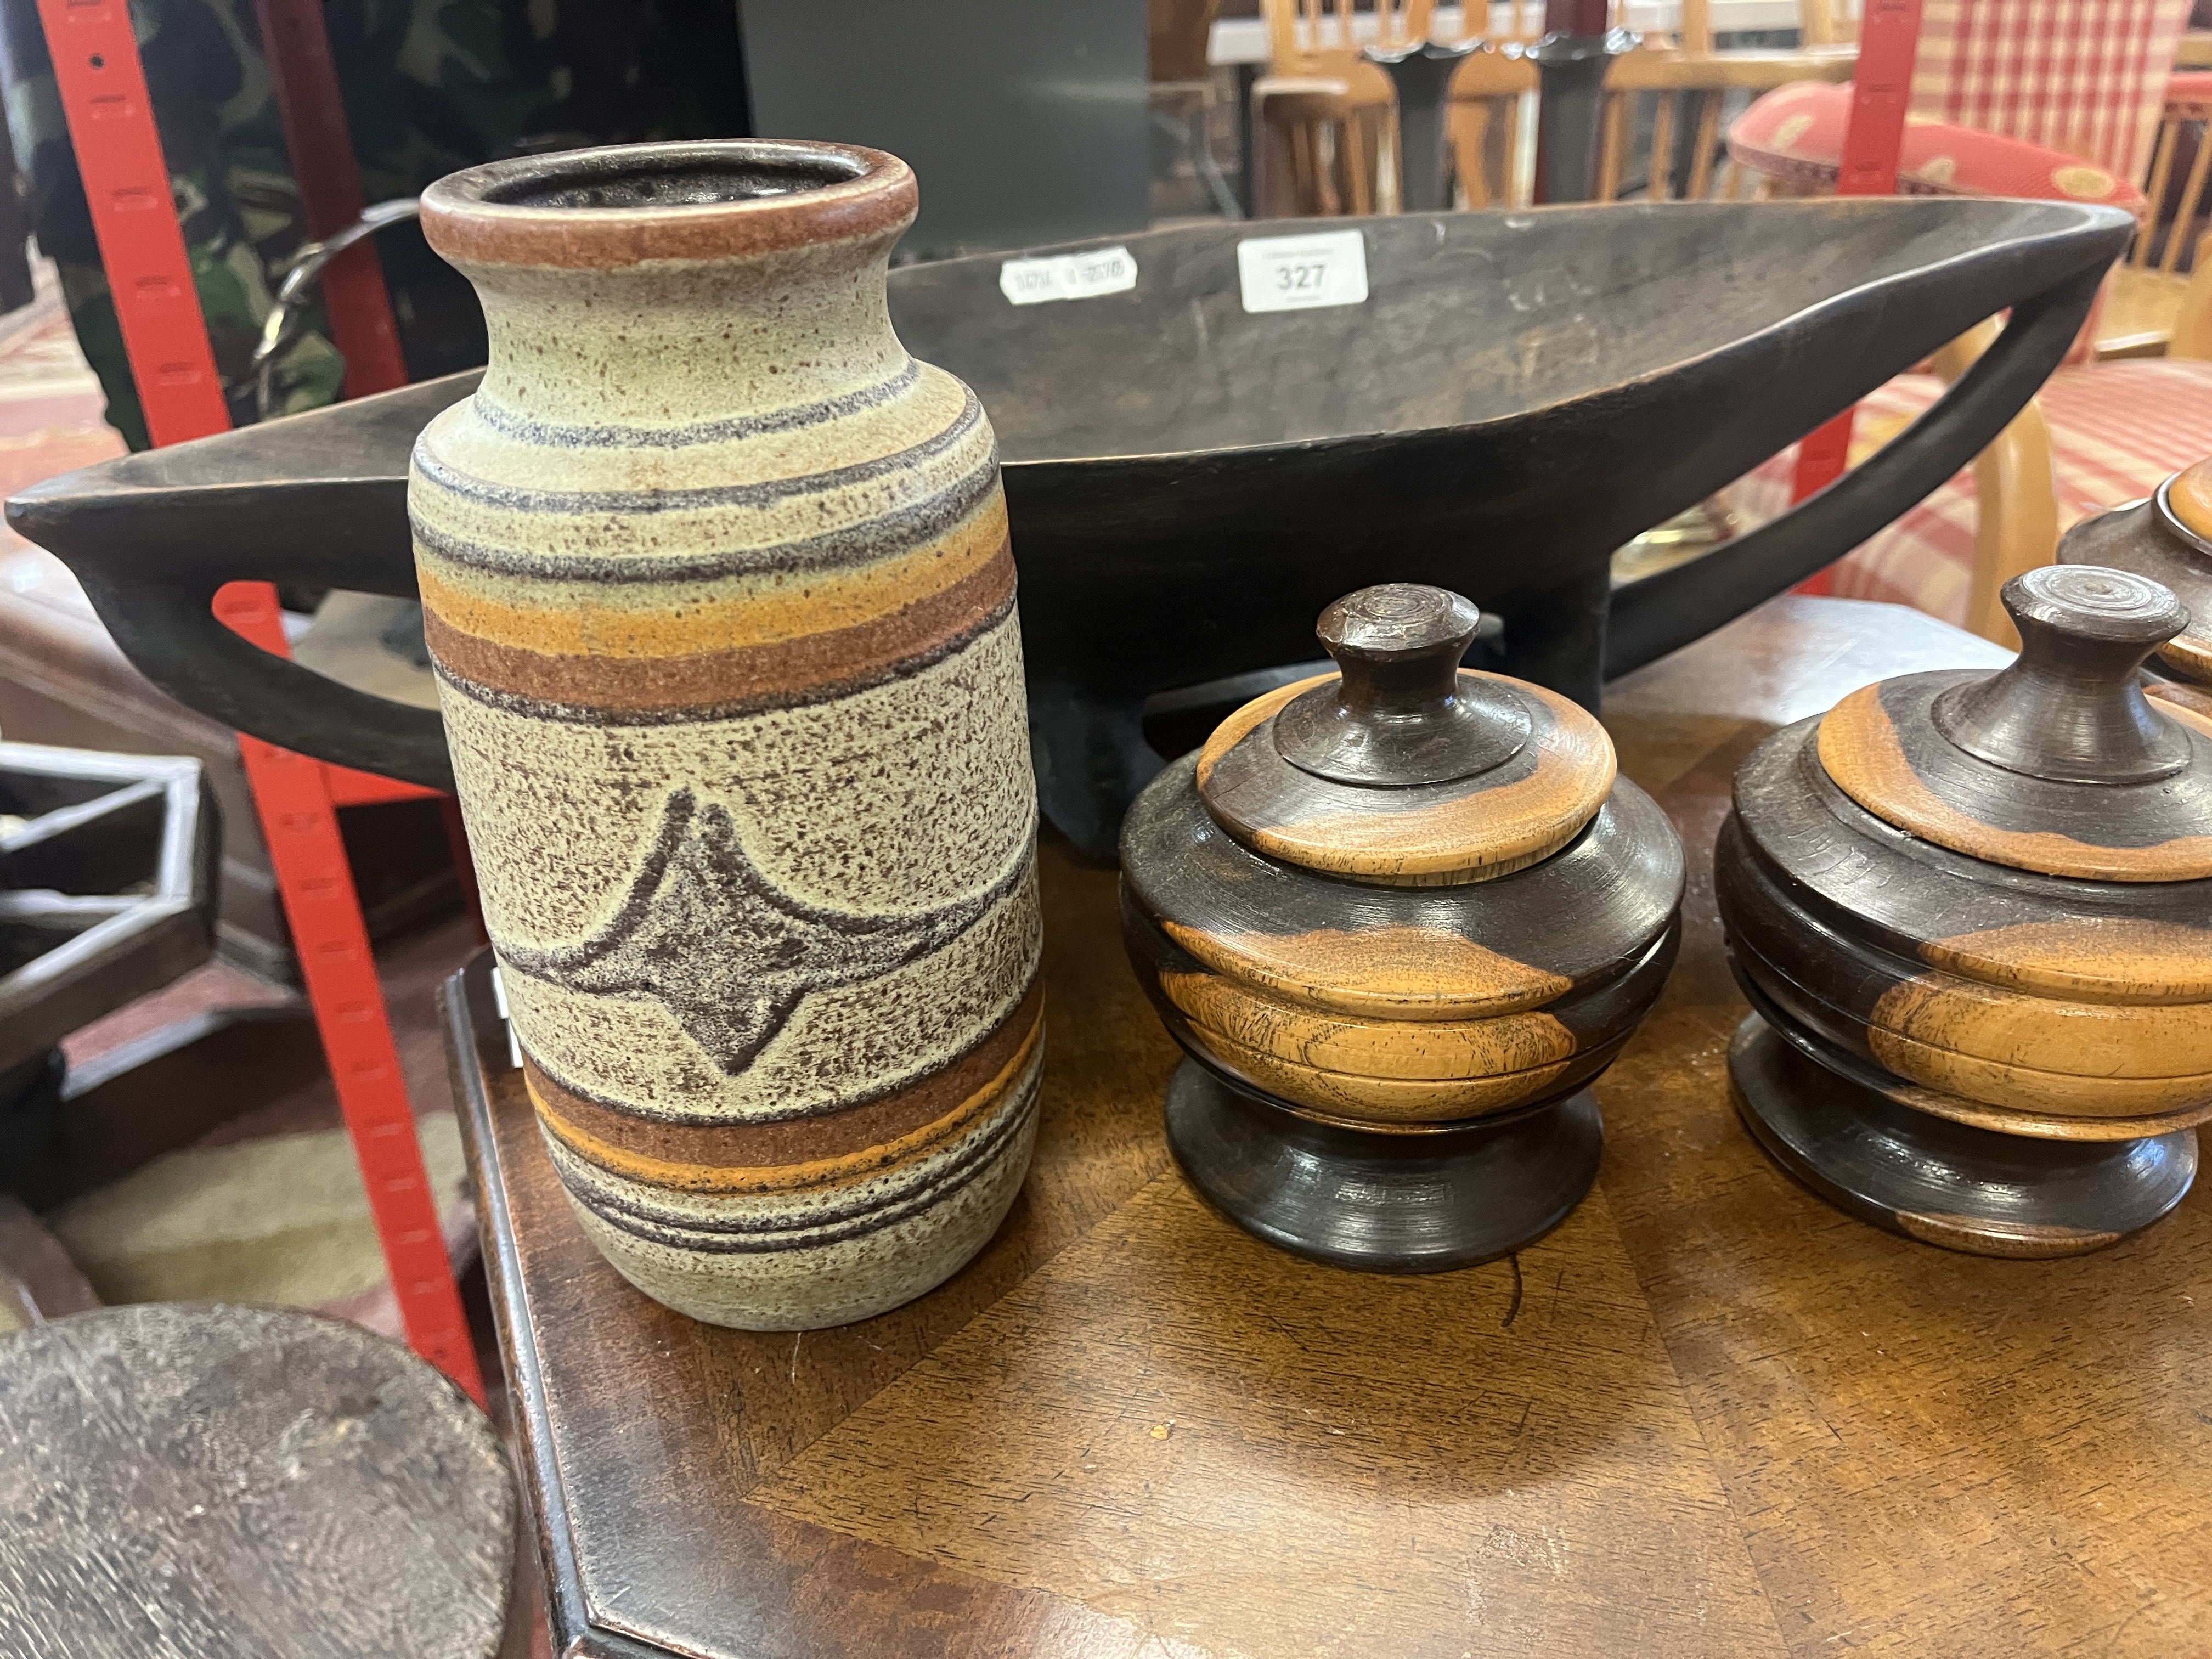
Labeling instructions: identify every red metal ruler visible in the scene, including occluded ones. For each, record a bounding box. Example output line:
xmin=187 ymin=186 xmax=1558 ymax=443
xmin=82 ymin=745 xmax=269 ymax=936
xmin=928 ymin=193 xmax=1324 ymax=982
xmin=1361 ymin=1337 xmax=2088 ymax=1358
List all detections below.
xmin=1788 ymin=0 xmax=1926 ymax=593
xmin=36 ymin=0 xmax=482 ymax=1402
xmin=251 ymin=0 xmax=410 ymax=399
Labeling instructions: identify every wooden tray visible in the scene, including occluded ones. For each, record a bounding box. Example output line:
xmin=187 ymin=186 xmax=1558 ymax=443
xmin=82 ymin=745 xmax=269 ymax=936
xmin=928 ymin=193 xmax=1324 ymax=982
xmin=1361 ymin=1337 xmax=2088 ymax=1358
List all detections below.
xmin=444 ymin=596 xmax=2212 ymax=1657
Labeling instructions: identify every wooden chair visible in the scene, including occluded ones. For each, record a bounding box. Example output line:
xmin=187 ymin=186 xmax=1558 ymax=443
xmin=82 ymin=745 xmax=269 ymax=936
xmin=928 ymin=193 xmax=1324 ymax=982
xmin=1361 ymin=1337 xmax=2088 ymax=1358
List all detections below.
xmin=1731 ymin=0 xmax=2191 ymax=346
xmin=1724 ymin=234 xmax=2212 ymax=647
xmin=1922 ymin=0 xmax=2192 ymax=356
xmin=1151 ymin=0 xmax=1243 ymax=218
xmin=2104 ymin=72 xmax=2212 ymax=356
xmin=1595 ymin=0 xmax=1859 ymax=203
xmin=1444 ymin=0 xmax=1858 ymax=208
xmin=1445 ymin=40 xmax=1540 ymax=207
xmin=1252 ymin=0 xmax=1433 ymax=215
xmin=1672 ymin=2 xmax=2202 ymax=642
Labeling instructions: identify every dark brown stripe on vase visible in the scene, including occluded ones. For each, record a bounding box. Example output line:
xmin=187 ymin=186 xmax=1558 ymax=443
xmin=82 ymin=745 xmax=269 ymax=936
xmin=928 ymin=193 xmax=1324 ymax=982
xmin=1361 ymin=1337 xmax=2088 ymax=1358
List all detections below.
xmin=526 ymin=977 xmax=1045 ymax=1170
xmin=412 ymin=453 xmax=1000 ymax=585
xmin=426 ymin=548 xmax=1016 ymax=719
xmin=556 ymin=1075 xmax=1042 ymax=1254
xmin=533 ymin=1006 xmax=1044 ymax=1198
xmin=410 ymin=390 xmax=982 ymax=518
xmin=469 ymin=360 xmax=922 ymax=451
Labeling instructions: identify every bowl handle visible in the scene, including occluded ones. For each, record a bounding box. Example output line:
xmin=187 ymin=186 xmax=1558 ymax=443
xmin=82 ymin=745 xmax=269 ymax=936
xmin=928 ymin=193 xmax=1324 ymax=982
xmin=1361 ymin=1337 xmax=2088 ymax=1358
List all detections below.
xmin=75 ymin=568 xmax=455 ymax=791
xmin=1603 ymin=260 xmax=2108 ymax=680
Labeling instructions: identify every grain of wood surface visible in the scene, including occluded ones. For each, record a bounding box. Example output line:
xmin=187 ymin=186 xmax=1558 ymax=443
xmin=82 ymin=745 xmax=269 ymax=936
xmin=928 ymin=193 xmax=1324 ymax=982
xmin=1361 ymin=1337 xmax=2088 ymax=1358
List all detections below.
xmin=453 ymin=597 xmax=2212 ymax=1658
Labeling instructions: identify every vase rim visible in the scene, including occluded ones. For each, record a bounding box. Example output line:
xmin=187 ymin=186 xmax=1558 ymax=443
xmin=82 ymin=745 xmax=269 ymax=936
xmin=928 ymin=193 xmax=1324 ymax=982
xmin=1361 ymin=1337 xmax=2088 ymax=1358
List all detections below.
xmin=420 ymin=139 xmax=917 ymax=272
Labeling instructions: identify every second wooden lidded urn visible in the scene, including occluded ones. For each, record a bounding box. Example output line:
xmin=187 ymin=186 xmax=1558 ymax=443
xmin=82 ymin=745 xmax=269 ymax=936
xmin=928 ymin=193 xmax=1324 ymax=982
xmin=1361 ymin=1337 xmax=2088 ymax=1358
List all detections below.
xmin=1719 ymin=565 xmax=2212 ymax=1257
xmin=2059 ymin=453 xmax=2212 ymax=724
xmin=411 ymin=142 xmax=1042 ymax=1330
xmin=1120 ymin=584 xmax=1685 ymax=1271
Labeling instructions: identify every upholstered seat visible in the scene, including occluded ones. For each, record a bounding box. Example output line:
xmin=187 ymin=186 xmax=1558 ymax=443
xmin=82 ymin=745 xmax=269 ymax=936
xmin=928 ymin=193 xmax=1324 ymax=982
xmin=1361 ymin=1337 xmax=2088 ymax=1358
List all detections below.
xmin=1729 ymin=81 xmax=2148 ymax=213
xmin=1733 ymin=358 xmax=2212 ymax=626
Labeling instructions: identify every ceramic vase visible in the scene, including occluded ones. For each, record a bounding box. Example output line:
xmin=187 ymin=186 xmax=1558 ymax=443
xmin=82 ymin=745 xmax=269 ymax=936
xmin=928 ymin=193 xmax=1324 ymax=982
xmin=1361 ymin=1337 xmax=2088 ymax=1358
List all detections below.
xmin=410 ymin=141 xmax=1043 ymax=1329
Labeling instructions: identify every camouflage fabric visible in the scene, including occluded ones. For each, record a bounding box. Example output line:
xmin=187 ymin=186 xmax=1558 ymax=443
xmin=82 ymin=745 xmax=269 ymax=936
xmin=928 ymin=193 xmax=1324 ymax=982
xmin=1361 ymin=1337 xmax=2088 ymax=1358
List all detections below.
xmin=0 ymin=0 xmax=744 ymax=449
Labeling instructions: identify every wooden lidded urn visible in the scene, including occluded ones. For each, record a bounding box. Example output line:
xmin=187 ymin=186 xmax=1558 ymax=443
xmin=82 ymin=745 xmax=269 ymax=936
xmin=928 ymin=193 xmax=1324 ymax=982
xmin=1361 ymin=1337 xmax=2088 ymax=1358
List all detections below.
xmin=1119 ymin=584 xmax=1685 ymax=1271
xmin=1718 ymin=565 xmax=2212 ymax=1257
xmin=2059 ymin=455 xmax=2212 ymax=725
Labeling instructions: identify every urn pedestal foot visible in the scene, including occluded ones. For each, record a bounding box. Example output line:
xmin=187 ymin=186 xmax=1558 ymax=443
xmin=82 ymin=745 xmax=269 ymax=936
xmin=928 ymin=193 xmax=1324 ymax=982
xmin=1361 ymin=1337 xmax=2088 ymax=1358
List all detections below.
xmin=1728 ymin=1013 xmax=2198 ymax=1259
xmin=1163 ymin=1058 xmax=1603 ymax=1273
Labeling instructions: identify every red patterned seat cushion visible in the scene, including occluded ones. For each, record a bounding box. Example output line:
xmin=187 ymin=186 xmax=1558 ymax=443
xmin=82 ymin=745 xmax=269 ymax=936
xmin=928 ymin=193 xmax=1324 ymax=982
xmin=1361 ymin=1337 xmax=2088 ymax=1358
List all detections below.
xmin=2170 ymin=71 xmax=2212 ymax=116
xmin=1729 ymin=81 xmax=2148 ymax=213
xmin=1728 ymin=357 xmax=2212 ymax=625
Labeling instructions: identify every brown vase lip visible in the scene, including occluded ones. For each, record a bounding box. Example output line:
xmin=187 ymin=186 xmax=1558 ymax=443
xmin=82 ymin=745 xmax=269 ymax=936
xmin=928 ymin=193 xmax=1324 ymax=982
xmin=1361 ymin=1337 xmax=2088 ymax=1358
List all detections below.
xmin=419 ymin=139 xmax=917 ymax=271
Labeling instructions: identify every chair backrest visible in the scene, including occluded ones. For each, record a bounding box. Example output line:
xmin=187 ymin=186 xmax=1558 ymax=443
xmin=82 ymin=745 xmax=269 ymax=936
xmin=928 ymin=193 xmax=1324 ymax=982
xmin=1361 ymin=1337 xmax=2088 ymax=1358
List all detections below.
xmin=2131 ymin=71 xmax=2212 ymax=276
xmin=1480 ymin=0 xmax=1551 ymax=45
xmin=1150 ymin=0 xmax=1223 ymax=83
xmin=1457 ymin=0 xmax=1631 ymax=45
xmin=1612 ymin=0 xmax=1836 ymax=53
xmin=1910 ymin=0 xmax=2190 ymax=180
xmin=1266 ymin=0 xmax=1436 ymax=71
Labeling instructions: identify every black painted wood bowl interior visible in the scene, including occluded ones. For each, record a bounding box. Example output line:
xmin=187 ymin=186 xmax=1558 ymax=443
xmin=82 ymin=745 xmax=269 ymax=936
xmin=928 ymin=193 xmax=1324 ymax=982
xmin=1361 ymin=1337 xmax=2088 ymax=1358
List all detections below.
xmin=1717 ymin=567 xmax=2212 ymax=1256
xmin=2059 ymin=455 xmax=2212 ymax=727
xmin=7 ymin=194 xmax=2132 ymax=856
xmin=1119 ymin=583 xmax=1684 ymax=1271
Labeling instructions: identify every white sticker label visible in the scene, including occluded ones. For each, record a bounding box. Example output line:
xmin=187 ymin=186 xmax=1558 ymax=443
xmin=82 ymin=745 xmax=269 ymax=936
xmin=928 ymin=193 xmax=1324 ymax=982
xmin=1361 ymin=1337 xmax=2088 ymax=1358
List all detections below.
xmin=1237 ymin=229 xmax=1369 ymax=313
xmin=998 ymin=245 xmax=1139 ymax=305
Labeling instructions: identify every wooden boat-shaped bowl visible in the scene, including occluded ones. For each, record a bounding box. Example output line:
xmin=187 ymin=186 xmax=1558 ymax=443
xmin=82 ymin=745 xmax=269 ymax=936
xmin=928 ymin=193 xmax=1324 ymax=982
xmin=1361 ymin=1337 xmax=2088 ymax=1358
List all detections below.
xmin=7 ymin=198 xmax=2130 ymax=855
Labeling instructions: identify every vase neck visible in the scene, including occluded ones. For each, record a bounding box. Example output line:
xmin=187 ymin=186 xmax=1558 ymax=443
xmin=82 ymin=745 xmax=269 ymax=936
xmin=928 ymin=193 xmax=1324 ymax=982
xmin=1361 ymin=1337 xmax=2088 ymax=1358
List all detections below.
xmin=419 ymin=140 xmax=918 ymax=431
xmin=462 ymin=242 xmax=910 ymax=431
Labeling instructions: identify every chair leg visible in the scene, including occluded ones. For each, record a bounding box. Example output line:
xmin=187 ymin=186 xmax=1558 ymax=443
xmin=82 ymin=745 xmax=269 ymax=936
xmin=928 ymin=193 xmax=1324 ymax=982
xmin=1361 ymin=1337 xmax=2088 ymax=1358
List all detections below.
xmin=1343 ymin=114 xmax=1376 ymax=215
xmin=2138 ymin=121 xmax=2179 ymax=268
xmin=1314 ymin=123 xmax=1345 ymax=216
xmin=1686 ymin=91 xmax=1723 ymax=199
xmin=1450 ymin=101 xmax=1492 ymax=208
xmin=1253 ymin=87 xmax=1297 ymax=217
xmin=1372 ymin=108 xmax=1400 ymax=213
xmin=1189 ymin=108 xmax=1244 ymax=219
xmin=1267 ymin=116 xmax=1314 ymax=217
xmin=1963 ymin=399 xmax=2058 ymax=648
xmin=1647 ymin=93 xmax=1678 ymax=200
xmin=2170 ymin=121 xmax=2212 ymax=276
xmin=1505 ymin=91 xmax=1531 ymax=209
xmin=1596 ymin=92 xmax=1627 ymax=202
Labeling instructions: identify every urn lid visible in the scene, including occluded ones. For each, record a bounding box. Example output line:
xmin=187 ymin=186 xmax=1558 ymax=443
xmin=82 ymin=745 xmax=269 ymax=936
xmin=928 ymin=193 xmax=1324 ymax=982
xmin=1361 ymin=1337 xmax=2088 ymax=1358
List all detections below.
xmin=2166 ymin=456 xmax=2212 ymax=544
xmin=2057 ymin=463 xmax=2212 ymax=692
xmin=1815 ymin=565 xmax=2212 ymax=882
xmin=1194 ymin=584 xmax=1616 ymax=885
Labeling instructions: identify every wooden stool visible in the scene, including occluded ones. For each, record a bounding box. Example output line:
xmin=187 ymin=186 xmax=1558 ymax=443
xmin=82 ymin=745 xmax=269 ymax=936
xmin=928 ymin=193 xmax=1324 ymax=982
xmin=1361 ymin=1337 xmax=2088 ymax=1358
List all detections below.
xmin=0 ymin=1303 xmax=515 ymax=1658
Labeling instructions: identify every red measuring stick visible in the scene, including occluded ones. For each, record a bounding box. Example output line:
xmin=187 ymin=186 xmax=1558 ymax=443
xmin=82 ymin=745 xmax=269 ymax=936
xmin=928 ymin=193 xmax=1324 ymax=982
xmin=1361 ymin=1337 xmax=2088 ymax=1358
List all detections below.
xmin=1787 ymin=0 xmax=1925 ymax=595
xmin=36 ymin=0 xmax=482 ymax=1402
xmin=252 ymin=0 xmax=410 ymax=399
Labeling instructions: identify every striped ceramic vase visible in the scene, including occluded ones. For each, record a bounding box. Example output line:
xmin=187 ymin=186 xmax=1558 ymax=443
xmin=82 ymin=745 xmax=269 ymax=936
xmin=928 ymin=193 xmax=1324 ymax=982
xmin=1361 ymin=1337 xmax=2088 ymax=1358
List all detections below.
xmin=410 ymin=142 xmax=1043 ymax=1330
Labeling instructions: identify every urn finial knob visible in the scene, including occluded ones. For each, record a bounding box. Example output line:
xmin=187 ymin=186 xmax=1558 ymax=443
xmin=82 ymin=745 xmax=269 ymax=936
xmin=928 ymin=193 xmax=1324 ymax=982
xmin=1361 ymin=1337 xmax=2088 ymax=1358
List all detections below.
xmin=1932 ymin=565 xmax=2194 ymax=786
xmin=1815 ymin=564 xmax=2212 ymax=881
xmin=1272 ymin=583 xmax=1532 ymax=787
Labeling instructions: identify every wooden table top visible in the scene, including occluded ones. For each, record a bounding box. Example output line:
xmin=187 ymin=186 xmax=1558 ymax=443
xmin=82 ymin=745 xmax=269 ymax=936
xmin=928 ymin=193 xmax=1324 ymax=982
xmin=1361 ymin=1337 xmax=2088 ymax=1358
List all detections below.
xmin=448 ymin=595 xmax=2212 ymax=1659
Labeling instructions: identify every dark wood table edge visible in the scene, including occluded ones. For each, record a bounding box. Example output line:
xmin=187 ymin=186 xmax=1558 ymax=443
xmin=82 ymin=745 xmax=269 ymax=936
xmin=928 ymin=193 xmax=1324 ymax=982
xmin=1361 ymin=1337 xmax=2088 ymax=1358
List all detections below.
xmin=443 ymin=955 xmax=669 ymax=1659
